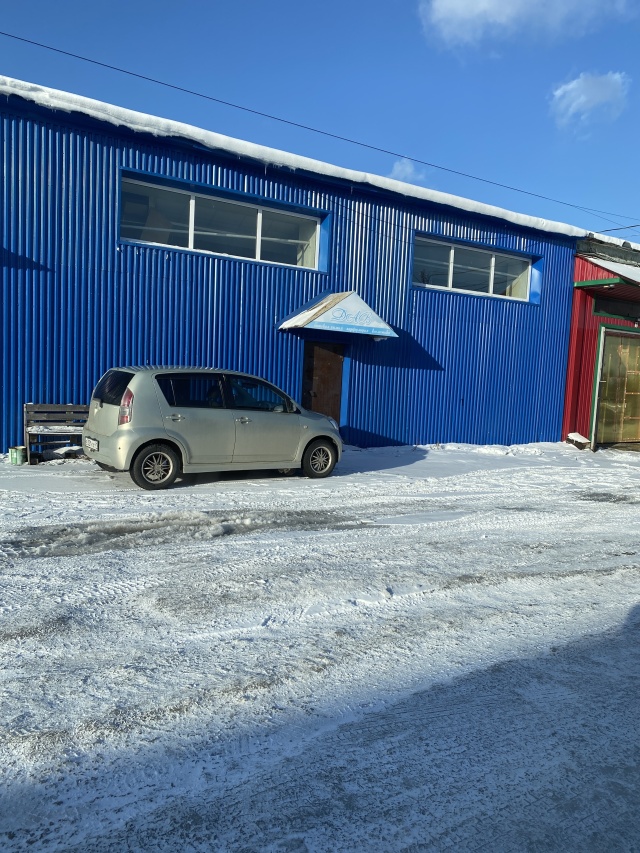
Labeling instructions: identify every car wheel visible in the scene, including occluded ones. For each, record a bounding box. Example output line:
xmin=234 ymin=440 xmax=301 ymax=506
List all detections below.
xmin=302 ymin=439 xmax=336 ymax=479
xmin=131 ymin=444 xmax=180 ymax=490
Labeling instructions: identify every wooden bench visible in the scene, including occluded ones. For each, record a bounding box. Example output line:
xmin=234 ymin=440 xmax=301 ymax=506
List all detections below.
xmin=24 ymin=403 xmax=90 ymax=464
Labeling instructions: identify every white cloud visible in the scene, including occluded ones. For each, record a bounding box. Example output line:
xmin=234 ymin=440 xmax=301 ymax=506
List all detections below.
xmin=389 ymin=158 xmax=427 ymax=184
xmin=551 ymin=72 xmax=630 ymax=127
xmin=420 ymin=0 xmax=632 ymax=45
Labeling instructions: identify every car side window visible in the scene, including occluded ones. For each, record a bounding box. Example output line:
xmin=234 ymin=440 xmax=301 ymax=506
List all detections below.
xmin=227 ymin=376 xmax=287 ymax=412
xmin=156 ymin=374 xmax=225 ymax=408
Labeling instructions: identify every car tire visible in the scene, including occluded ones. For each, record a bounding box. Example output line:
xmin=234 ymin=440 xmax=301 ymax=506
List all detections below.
xmin=131 ymin=444 xmax=180 ymax=490
xmin=302 ymin=439 xmax=337 ymax=479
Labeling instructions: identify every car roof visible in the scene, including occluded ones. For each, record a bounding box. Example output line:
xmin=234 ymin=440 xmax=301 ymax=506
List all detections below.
xmin=109 ymin=366 xmax=288 ymax=387
xmin=115 ymin=366 xmax=245 ymax=376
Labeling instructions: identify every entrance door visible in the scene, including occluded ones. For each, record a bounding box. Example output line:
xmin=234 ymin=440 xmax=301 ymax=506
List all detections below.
xmin=596 ymin=333 xmax=640 ymax=444
xmin=302 ymin=342 xmax=344 ymax=422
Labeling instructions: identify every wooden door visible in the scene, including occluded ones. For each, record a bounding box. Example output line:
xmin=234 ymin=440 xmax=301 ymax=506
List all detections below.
xmin=302 ymin=342 xmax=344 ymax=422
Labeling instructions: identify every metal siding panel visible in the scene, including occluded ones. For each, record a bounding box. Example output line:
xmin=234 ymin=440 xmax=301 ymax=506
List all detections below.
xmin=574 ymin=256 xmax=617 ymax=283
xmin=1 ymin=96 xmax=576 ymax=452
xmin=345 ymin=213 xmax=575 ymax=447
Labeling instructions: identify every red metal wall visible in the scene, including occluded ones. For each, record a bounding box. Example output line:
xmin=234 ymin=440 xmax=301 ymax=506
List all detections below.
xmin=562 ymin=258 xmax=638 ymax=439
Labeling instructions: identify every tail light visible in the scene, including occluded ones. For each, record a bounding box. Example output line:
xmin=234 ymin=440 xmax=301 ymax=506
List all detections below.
xmin=118 ymin=388 xmax=134 ymax=425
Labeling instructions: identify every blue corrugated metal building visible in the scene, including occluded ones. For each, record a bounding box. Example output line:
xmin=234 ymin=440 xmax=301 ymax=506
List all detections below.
xmin=1 ymin=77 xmax=585 ymax=454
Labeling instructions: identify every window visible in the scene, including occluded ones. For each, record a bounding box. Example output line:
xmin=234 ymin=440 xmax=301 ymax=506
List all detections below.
xmin=261 ymin=209 xmax=318 ymax=268
xmin=227 ymin=376 xmax=288 ymax=412
xmin=121 ymin=184 xmax=190 ymax=248
xmin=194 ymin=196 xmax=257 ymax=259
xmin=412 ymin=237 xmax=530 ymax=300
xmin=92 ymin=370 xmax=135 ymax=405
xmin=156 ymin=374 xmax=225 ymax=409
xmin=121 ymin=177 xmax=319 ymax=269
xmin=594 ymin=298 xmax=640 ymax=321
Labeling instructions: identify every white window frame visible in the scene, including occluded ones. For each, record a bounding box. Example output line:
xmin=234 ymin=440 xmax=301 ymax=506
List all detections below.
xmin=413 ymin=237 xmax=531 ymax=301
xmin=121 ymin=177 xmax=321 ymax=270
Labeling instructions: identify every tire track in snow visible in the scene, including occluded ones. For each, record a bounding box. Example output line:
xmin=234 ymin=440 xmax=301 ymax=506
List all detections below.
xmin=0 ymin=510 xmax=379 ymax=561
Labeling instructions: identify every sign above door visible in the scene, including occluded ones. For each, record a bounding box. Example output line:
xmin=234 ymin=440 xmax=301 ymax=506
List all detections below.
xmin=279 ymin=291 xmax=397 ymax=338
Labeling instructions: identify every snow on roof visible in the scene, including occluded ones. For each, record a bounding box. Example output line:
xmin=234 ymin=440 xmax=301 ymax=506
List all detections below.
xmin=0 ymin=75 xmax=635 ymax=248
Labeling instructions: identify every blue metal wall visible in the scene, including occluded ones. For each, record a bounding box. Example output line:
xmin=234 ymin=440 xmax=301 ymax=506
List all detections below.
xmin=0 ymin=95 xmax=576 ymax=452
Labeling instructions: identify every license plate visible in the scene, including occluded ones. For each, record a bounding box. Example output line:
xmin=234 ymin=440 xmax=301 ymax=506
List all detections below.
xmin=85 ymin=437 xmax=99 ymax=452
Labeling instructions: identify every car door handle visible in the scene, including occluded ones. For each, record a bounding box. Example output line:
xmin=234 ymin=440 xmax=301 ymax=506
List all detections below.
xmin=235 ymin=416 xmax=252 ymax=424
xmin=166 ymin=414 xmax=185 ymax=421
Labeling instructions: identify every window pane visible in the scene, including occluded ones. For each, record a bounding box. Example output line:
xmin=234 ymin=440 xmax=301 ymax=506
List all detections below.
xmin=597 ymin=336 xmax=640 ymax=443
xmin=412 ymin=240 xmax=451 ymax=287
xmin=451 ymin=247 xmax=491 ymax=293
xmin=156 ymin=374 xmax=224 ymax=409
xmin=121 ymin=180 xmax=190 ymax=248
xmin=93 ymin=370 xmax=134 ymax=405
xmin=261 ymin=210 xmax=317 ymax=267
xmin=228 ymin=376 xmax=286 ymax=411
xmin=194 ymin=197 xmax=257 ymax=259
xmin=493 ymin=255 xmax=529 ymax=299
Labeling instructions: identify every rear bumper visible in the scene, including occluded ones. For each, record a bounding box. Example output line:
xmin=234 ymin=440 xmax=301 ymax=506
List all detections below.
xmin=82 ymin=428 xmax=132 ymax=470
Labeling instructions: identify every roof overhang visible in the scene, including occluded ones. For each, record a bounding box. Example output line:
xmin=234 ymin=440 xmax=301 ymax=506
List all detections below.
xmin=279 ymin=291 xmax=397 ymax=338
xmin=581 ymin=256 xmax=640 ymax=285
xmin=576 ymin=256 xmax=640 ymax=304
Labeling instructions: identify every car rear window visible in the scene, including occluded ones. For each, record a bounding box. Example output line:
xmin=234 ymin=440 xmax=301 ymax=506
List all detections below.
xmin=92 ymin=370 xmax=135 ymax=406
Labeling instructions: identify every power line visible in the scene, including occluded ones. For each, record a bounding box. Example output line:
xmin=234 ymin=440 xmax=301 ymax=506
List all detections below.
xmin=600 ymin=223 xmax=640 ymax=233
xmin=1 ymin=28 xmax=639 ymax=231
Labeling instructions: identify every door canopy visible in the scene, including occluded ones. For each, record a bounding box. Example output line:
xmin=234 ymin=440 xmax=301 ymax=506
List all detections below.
xmin=279 ymin=291 xmax=397 ymax=338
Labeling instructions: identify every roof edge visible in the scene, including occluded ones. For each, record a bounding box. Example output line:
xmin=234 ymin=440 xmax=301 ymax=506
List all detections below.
xmin=0 ymin=75 xmax=637 ymax=249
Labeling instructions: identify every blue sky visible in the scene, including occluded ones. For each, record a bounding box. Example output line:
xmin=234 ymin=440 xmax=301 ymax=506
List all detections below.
xmin=1 ymin=0 xmax=640 ymax=237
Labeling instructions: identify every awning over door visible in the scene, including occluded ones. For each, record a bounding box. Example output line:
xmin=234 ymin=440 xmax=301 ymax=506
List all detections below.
xmin=279 ymin=291 xmax=397 ymax=338
xmin=582 ymin=256 xmax=640 ymax=285
xmin=576 ymin=256 xmax=640 ymax=305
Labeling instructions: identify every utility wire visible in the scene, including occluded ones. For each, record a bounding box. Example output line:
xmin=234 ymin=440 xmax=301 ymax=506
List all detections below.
xmin=1 ymin=28 xmax=639 ymax=231
xmin=600 ymin=224 xmax=640 ymax=233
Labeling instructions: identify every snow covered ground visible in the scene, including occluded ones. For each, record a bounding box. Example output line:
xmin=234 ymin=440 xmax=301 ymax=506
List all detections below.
xmin=1 ymin=442 xmax=639 ymax=852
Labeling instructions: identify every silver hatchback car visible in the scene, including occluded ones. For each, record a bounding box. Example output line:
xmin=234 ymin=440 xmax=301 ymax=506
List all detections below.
xmin=83 ymin=367 xmax=342 ymax=490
